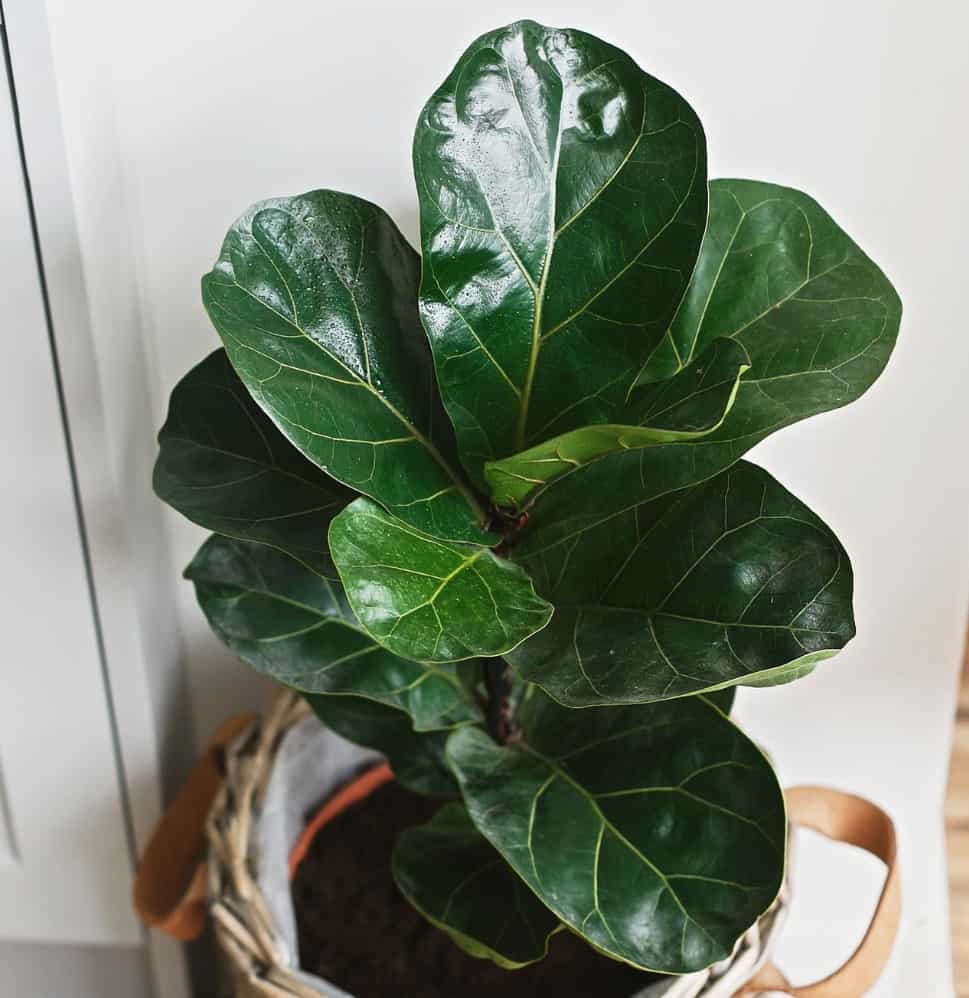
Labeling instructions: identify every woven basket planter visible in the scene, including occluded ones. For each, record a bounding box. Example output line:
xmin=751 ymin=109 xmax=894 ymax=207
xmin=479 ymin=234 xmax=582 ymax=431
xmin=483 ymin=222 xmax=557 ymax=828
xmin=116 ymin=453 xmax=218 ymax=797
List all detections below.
xmin=204 ymin=691 xmax=790 ymax=998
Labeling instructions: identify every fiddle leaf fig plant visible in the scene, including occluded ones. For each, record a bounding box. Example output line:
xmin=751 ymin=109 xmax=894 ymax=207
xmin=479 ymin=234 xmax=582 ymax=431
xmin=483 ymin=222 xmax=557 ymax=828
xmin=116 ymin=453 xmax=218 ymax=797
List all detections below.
xmin=154 ymin=19 xmax=900 ymax=980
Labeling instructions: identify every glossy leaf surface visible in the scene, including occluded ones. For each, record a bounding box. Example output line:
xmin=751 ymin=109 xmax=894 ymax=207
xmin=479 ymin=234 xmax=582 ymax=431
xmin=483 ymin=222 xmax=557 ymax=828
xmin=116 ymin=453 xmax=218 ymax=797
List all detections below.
xmin=646 ymin=179 xmax=901 ymax=398
xmin=187 ymin=535 xmax=480 ymax=731
xmin=516 ymin=178 xmax=900 ymax=546
xmin=448 ymin=691 xmax=785 ymax=973
xmin=485 ymin=338 xmax=749 ymax=509
xmin=415 ymin=19 xmax=707 ymax=480
xmin=393 ymin=802 xmax=560 ymax=967
xmin=162 ymin=20 xmax=905 ymax=974
xmin=154 ymin=349 xmax=350 ymax=575
xmin=330 ymin=499 xmax=552 ymax=663
xmin=202 ymin=189 xmax=491 ymax=543
xmin=304 ymin=694 xmax=458 ymax=796
xmin=508 ymin=461 xmax=853 ymax=705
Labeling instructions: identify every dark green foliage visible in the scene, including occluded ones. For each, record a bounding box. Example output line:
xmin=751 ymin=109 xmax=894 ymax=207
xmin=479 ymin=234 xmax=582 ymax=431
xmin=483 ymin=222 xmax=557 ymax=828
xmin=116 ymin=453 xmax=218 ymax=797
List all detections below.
xmin=155 ymin=18 xmax=899 ymax=979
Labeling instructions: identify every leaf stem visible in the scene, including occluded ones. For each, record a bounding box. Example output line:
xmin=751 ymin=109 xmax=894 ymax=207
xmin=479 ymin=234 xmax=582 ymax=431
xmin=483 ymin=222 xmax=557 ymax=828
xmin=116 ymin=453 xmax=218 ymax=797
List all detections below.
xmin=483 ymin=659 xmax=511 ymax=745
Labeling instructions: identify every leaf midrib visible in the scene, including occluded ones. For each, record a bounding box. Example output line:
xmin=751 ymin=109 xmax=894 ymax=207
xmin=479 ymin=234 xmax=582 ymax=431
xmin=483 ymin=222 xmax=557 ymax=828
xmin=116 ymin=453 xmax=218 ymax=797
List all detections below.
xmin=490 ymin=361 xmax=747 ymax=499
xmin=517 ymin=743 xmax=704 ymax=943
xmin=514 ymin=114 xmax=564 ymax=451
xmin=205 ymin=573 xmax=475 ymax=700
xmin=565 ymin=605 xmax=844 ymax=635
xmin=514 ymin=78 xmax=657 ymax=450
xmin=384 ymin=547 xmax=491 ymax=631
xmin=210 ymin=221 xmax=487 ymax=528
xmin=164 ymin=432 xmax=341 ymax=497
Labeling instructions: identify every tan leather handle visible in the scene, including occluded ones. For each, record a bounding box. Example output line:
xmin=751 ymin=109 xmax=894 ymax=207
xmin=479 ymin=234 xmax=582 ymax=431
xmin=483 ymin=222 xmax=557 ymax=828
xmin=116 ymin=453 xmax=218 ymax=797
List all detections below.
xmin=737 ymin=785 xmax=901 ymax=998
xmin=132 ymin=712 xmax=256 ymax=941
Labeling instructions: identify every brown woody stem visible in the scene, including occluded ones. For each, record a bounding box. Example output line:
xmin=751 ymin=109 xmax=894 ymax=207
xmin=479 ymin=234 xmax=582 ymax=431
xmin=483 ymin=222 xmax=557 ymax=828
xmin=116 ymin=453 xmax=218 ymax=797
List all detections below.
xmin=483 ymin=659 xmax=510 ymax=745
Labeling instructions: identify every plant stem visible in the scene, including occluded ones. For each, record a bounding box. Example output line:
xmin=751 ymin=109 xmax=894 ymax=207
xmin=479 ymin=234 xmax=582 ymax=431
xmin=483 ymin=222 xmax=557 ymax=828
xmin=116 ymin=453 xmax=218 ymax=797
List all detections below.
xmin=483 ymin=659 xmax=510 ymax=744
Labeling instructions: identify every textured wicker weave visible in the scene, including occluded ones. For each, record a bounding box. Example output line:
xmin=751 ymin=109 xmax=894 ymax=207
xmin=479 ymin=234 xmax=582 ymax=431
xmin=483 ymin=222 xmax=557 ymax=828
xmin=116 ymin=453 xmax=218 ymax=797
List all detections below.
xmin=205 ymin=691 xmax=786 ymax=998
xmin=207 ymin=692 xmax=321 ymax=997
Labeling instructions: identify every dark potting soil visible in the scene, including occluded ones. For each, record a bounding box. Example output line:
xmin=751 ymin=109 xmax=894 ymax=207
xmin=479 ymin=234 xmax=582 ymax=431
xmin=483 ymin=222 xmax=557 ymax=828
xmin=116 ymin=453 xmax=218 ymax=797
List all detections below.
xmin=292 ymin=778 xmax=660 ymax=997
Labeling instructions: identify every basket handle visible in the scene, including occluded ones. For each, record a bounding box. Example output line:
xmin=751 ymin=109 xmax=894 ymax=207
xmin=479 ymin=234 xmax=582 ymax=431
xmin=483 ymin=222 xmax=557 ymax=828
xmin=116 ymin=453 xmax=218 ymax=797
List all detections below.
xmin=132 ymin=712 xmax=257 ymax=941
xmin=737 ymin=785 xmax=900 ymax=998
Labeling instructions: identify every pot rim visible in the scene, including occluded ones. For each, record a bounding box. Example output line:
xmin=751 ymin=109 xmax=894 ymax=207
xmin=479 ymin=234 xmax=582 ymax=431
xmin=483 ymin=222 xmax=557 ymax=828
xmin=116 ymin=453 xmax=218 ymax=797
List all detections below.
xmin=287 ymin=760 xmax=393 ymax=879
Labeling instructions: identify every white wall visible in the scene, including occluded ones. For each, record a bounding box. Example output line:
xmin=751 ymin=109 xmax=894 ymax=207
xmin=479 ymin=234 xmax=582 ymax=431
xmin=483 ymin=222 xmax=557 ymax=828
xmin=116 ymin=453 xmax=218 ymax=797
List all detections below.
xmin=42 ymin=1 xmax=969 ymax=995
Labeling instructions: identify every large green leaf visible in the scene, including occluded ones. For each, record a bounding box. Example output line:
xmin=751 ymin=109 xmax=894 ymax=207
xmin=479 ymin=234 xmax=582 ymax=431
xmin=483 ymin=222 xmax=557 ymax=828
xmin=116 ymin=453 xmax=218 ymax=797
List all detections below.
xmin=484 ymin=338 xmax=749 ymax=509
xmin=393 ymin=802 xmax=561 ymax=967
xmin=329 ymin=498 xmax=552 ymax=663
xmin=304 ymin=694 xmax=458 ymax=796
xmin=153 ymin=349 xmax=350 ymax=575
xmin=508 ymin=461 xmax=853 ymax=706
xmin=201 ymin=189 xmax=492 ymax=543
xmin=515 ymin=178 xmax=901 ymax=543
xmin=186 ymin=535 xmax=480 ymax=731
xmin=415 ymin=19 xmax=707 ymax=481
xmin=448 ymin=691 xmax=786 ymax=974
xmin=643 ymin=179 xmax=902 ymax=400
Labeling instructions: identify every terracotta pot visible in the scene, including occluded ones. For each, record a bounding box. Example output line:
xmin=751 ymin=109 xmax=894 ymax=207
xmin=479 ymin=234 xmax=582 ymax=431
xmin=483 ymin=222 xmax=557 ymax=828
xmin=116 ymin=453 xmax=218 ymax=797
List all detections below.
xmin=287 ymin=761 xmax=393 ymax=879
